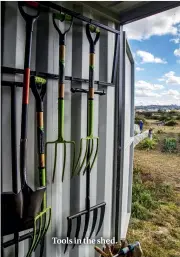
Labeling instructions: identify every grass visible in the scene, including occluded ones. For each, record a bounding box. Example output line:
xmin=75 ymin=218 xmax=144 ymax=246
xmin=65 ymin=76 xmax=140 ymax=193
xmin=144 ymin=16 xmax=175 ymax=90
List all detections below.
xmin=127 ymin=118 xmax=180 ymax=257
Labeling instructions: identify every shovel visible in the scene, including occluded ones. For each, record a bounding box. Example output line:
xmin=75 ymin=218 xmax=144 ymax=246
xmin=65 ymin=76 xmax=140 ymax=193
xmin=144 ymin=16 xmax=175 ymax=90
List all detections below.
xmin=1 ymin=0 xmax=44 ymax=237
xmin=1 ymin=84 xmax=20 ymax=257
xmin=45 ymin=12 xmax=76 ymax=182
xmin=30 ymin=75 xmax=51 ymax=257
xmin=64 ymin=24 xmax=106 ymax=253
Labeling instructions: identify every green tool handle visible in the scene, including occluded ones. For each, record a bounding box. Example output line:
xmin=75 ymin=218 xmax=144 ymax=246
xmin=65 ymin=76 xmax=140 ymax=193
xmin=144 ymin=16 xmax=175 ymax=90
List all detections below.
xmin=88 ymin=100 xmax=94 ymax=137
xmin=58 ymin=99 xmax=64 ymax=140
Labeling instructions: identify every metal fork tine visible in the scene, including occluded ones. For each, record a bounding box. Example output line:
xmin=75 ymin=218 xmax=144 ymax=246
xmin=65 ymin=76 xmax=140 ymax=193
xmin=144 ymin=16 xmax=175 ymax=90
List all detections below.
xmin=62 ymin=143 xmax=66 ymax=182
xmin=64 ymin=218 xmax=72 ymax=253
xmin=83 ymin=139 xmax=94 ymax=175
xmin=89 ymin=208 xmax=98 ymax=239
xmin=26 ymin=216 xmax=39 ymax=257
xmin=81 ymin=212 xmax=90 ymax=242
xmin=90 ymin=138 xmax=99 ymax=171
xmin=72 ymin=216 xmax=81 ymax=249
xmin=96 ymin=205 xmax=106 ymax=236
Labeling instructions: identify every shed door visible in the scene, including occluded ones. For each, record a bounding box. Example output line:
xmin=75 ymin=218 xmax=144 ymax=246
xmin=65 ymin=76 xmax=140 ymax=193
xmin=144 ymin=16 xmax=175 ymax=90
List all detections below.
xmin=113 ymin=30 xmax=135 ymax=240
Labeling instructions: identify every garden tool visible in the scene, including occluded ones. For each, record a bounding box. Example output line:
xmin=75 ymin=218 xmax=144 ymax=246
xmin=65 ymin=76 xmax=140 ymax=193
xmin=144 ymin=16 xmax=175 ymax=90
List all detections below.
xmin=30 ymin=75 xmax=51 ymax=256
xmin=114 ymin=242 xmax=142 ymax=257
xmin=45 ymin=12 xmax=75 ymax=182
xmin=1 ymin=0 xmax=44 ymax=238
xmin=72 ymin=24 xmax=100 ymax=176
xmin=18 ymin=2 xmax=49 ymax=257
xmin=1 ymin=85 xmax=19 ymax=256
xmin=64 ymin=25 xmax=106 ymax=253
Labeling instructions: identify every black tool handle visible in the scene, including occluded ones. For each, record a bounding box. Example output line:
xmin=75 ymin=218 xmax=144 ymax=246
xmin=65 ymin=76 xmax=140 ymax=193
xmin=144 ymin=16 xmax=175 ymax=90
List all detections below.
xmin=18 ymin=1 xmax=40 ymax=186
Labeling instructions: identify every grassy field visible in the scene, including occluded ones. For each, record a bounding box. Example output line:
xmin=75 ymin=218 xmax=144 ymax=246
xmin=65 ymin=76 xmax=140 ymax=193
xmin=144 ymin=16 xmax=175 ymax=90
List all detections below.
xmin=127 ymin=119 xmax=180 ymax=257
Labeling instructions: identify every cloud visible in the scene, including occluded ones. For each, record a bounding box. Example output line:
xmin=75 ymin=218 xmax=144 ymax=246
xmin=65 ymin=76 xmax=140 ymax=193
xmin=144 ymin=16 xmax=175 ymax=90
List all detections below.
xmin=136 ymin=50 xmax=167 ymax=64
xmin=124 ymin=6 xmax=180 ymax=40
xmin=159 ymin=71 xmax=180 ymax=86
xmin=174 ymin=48 xmax=180 ymax=57
xmin=162 ymin=89 xmax=180 ymax=96
xmin=135 ymin=80 xmax=164 ymax=90
xmin=170 ymin=38 xmax=180 ymax=44
xmin=135 ymin=90 xmax=161 ymax=98
xmin=136 ymin=67 xmax=144 ymax=71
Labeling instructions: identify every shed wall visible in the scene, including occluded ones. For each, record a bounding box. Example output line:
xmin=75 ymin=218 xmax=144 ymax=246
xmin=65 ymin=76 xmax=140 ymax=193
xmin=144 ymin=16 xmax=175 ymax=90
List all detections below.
xmin=1 ymin=2 xmax=118 ymax=257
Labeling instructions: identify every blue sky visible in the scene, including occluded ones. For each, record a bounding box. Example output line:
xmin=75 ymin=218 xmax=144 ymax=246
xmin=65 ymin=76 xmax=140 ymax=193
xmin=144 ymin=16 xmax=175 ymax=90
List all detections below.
xmin=125 ymin=6 xmax=180 ymax=106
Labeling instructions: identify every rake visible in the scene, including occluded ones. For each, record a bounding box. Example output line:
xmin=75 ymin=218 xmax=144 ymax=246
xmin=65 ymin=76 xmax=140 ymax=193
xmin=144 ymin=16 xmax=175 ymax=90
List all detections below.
xmin=30 ymin=76 xmax=52 ymax=257
xmin=72 ymin=24 xmax=100 ymax=176
xmin=64 ymin=24 xmax=106 ymax=253
xmin=45 ymin=12 xmax=75 ymax=183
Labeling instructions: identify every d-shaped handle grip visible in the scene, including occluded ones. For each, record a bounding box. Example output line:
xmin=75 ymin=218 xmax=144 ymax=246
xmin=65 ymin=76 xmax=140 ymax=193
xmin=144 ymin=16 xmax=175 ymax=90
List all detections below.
xmin=86 ymin=24 xmax=100 ymax=53
xmin=18 ymin=1 xmax=40 ymax=22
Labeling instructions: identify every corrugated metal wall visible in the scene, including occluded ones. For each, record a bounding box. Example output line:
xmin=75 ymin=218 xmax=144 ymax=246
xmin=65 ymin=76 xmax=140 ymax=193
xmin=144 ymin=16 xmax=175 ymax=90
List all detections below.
xmin=1 ymin=2 xmax=118 ymax=257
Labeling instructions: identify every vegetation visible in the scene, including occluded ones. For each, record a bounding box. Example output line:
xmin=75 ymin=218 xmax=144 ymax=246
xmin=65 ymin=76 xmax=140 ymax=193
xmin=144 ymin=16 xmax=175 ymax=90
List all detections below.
xmin=165 ymin=119 xmax=178 ymax=126
xmin=138 ymin=138 xmax=157 ymax=151
xmin=127 ymin=112 xmax=180 ymax=257
xmin=163 ymin=138 xmax=177 ymax=153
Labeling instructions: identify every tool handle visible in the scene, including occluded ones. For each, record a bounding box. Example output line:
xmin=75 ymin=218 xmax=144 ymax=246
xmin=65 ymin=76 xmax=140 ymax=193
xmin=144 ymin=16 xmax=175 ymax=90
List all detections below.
xmin=94 ymin=246 xmax=108 ymax=257
xmin=86 ymin=24 xmax=100 ymax=98
xmin=58 ymin=99 xmax=64 ymax=140
xmin=18 ymin=1 xmax=40 ymax=21
xmin=88 ymin=100 xmax=94 ymax=136
xmin=52 ymin=13 xmax=73 ymax=44
xmin=30 ymin=76 xmax=46 ymax=112
xmin=18 ymin=2 xmax=39 ymax=186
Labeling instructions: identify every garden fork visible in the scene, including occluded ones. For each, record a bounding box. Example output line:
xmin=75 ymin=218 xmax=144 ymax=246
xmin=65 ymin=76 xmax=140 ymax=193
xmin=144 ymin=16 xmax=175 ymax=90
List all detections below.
xmin=45 ymin=12 xmax=75 ymax=182
xmin=72 ymin=24 xmax=100 ymax=176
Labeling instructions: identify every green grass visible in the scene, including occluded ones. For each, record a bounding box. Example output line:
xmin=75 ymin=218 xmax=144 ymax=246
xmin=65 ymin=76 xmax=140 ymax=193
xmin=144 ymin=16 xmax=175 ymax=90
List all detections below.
xmin=138 ymin=138 xmax=157 ymax=151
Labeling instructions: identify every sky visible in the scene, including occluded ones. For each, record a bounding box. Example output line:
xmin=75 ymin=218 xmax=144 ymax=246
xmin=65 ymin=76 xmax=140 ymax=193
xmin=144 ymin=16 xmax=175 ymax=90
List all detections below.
xmin=124 ymin=6 xmax=180 ymax=106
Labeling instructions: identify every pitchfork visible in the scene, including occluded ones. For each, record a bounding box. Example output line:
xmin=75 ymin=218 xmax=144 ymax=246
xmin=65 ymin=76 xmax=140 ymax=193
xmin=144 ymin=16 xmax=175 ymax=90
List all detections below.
xmin=64 ymin=24 xmax=106 ymax=253
xmin=30 ymin=76 xmax=51 ymax=257
xmin=45 ymin=12 xmax=75 ymax=182
xmin=72 ymin=24 xmax=100 ymax=176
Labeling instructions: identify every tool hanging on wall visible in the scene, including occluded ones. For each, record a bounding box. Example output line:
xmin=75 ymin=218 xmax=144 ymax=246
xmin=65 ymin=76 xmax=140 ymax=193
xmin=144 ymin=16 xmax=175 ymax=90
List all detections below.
xmin=30 ymin=76 xmax=52 ymax=256
xmin=1 ymin=85 xmax=19 ymax=257
xmin=1 ymin=1 xmax=44 ymax=241
xmin=64 ymin=24 xmax=106 ymax=253
xmin=45 ymin=12 xmax=75 ymax=182
xmin=72 ymin=24 xmax=100 ymax=176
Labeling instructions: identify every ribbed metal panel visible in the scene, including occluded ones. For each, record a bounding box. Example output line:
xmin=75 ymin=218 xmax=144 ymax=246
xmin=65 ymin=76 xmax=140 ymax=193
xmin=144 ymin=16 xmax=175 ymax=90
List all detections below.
xmin=1 ymin=2 xmax=121 ymax=257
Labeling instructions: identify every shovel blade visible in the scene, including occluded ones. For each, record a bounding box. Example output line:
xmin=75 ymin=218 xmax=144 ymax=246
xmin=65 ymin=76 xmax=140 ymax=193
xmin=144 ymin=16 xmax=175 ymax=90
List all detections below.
xmin=1 ymin=191 xmax=23 ymax=236
xmin=22 ymin=185 xmax=46 ymax=222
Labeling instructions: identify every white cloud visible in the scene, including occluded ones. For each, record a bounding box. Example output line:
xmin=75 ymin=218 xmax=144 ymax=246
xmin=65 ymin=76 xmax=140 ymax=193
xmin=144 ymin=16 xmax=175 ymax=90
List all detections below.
xmin=125 ymin=7 xmax=180 ymax=40
xmin=174 ymin=48 xmax=180 ymax=57
xmin=162 ymin=89 xmax=180 ymax=96
xmin=136 ymin=50 xmax=167 ymax=64
xmin=170 ymin=38 xmax=180 ymax=44
xmin=159 ymin=71 xmax=180 ymax=86
xmin=135 ymin=90 xmax=161 ymax=98
xmin=135 ymin=80 xmax=164 ymax=90
xmin=136 ymin=67 xmax=144 ymax=71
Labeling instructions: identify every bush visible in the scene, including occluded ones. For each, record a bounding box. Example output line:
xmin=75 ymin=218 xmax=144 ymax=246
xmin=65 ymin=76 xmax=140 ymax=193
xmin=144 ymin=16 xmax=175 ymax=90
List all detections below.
xmin=176 ymin=115 xmax=180 ymax=120
xmin=165 ymin=120 xmax=178 ymax=126
xmin=157 ymin=129 xmax=164 ymax=134
xmin=163 ymin=138 xmax=177 ymax=153
xmin=138 ymin=138 xmax=157 ymax=150
xmin=135 ymin=116 xmax=146 ymax=125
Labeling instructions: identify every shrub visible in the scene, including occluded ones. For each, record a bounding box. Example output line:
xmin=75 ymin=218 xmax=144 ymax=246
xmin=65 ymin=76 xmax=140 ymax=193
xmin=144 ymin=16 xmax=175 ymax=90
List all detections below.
xmin=165 ymin=120 xmax=178 ymax=126
xmin=135 ymin=116 xmax=146 ymax=125
xmin=176 ymin=115 xmax=180 ymax=120
xmin=157 ymin=129 xmax=164 ymax=134
xmin=138 ymin=138 xmax=157 ymax=150
xmin=163 ymin=138 xmax=177 ymax=153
